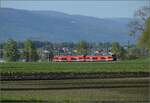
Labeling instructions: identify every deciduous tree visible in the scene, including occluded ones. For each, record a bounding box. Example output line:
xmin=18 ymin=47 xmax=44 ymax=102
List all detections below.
xmin=4 ymin=39 xmax=19 ymax=61
xmin=111 ymin=42 xmax=126 ymax=59
xmin=76 ymin=40 xmax=89 ymax=55
xmin=24 ymin=39 xmax=39 ymax=62
xmin=128 ymin=6 xmax=150 ymax=37
xmin=138 ymin=17 xmax=150 ymax=51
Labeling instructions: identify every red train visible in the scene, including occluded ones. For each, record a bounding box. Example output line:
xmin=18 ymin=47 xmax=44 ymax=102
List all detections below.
xmin=53 ymin=55 xmax=115 ymax=62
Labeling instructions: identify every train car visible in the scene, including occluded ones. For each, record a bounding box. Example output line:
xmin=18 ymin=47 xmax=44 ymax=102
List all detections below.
xmin=53 ymin=55 xmax=114 ymax=62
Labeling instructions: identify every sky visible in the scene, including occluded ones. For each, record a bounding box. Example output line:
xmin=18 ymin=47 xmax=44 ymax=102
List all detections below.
xmin=0 ymin=0 xmax=149 ymax=18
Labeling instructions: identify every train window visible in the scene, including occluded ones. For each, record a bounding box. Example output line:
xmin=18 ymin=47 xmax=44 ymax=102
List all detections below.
xmin=79 ymin=57 xmax=83 ymax=59
xmin=71 ymin=58 xmax=76 ymax=60
xmin=61 ymin=58 xmax=67 ymax=60
xmin=86 ymin=57 xmax=90 ymax=59
xmin=92 ymin=57 xmax=98 ymax=59
xmin=101 ymin=57 xmax=105 ymax=59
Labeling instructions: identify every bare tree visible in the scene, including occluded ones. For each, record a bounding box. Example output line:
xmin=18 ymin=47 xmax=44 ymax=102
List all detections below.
xmin=128 ymin=6 xmax=150 ymax=37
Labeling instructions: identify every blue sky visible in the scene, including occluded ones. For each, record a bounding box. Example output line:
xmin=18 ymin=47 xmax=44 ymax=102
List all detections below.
xmin=0 ymin=0 xmax=149 ymax=18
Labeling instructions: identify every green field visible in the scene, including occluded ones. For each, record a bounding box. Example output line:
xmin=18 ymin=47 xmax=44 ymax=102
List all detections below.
xmin=0 ymin=58 xmax=149 ymax=73
xmin=1 ymin=78 xmax=149 ymax=103
xmin=0 ymin=59 xmax=149 ymax=103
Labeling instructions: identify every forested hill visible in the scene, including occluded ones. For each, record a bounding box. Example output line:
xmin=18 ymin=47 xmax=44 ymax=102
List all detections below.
xmin=0 ymin=8 xmax=134 ymax=43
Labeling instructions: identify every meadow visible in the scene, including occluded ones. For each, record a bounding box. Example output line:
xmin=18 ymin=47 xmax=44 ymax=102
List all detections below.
xmin=1 ymin=78 xmax=149 ymax=103
xmin=0 ymin=58 xmax=149 ymax=103
xmin=0 ymin=58 xmax=149 ymax=73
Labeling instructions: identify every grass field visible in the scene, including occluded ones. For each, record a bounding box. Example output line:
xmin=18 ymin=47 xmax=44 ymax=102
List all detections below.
xmin=0 ymin=58 xmax=149 ymax=73
xmin=1 ymin=78 xmax=149 ymax=103
xmin=0 ymin=58 xmax=149 ymax=103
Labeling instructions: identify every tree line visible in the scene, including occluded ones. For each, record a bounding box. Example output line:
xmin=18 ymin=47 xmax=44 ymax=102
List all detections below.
xmin=0 ymin=39 xmax=39 ymax=62
xmin=0 ymin=39 xmax=149 ymax=62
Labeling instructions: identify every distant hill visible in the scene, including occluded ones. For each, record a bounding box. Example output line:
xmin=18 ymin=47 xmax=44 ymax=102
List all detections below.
xmin=0 ymin=8 xmax=134 ymax=43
